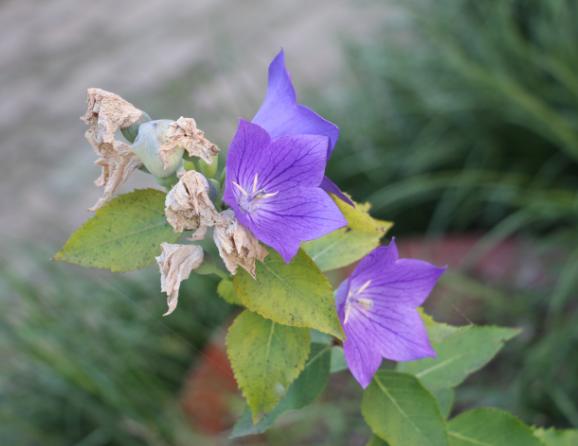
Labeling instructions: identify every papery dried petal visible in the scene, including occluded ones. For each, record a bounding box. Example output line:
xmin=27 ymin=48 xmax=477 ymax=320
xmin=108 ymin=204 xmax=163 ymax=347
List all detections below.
xmin=160 ymin=117 xmax=219 ymax=167
xmin=82 ymin=88 xmax=144 ymax=155
xmin=156 ymin=243 xmax=204 ymax=316
xmin=165 ymin=170 xmax=219 ymax=233
xmin=82 ymin=88 xmax=145 ymax=209
xmin=213 ymin=210 xmax=268 ymax=277
xmin=91 ymin=141 xmax=141 ymax=211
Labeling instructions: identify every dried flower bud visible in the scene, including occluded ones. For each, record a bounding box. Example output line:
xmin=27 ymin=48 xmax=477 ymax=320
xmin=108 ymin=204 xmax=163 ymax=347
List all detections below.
xmin=131 ymin=120 xmax=183 ymax=178
xmin=82 ymin=88 xmax=144 ymax=154
xmin=160 ymin=117 xmax=219 ymax=167
xmin=81 ymin=88 xmax=145 ymax=210
xmin=165 ymin=170 xmax=219 ymax=234
xmin=213 ymin=210 xmax=268 ymax=277
xmin=156 ymin=243 xmax=204 ymax=316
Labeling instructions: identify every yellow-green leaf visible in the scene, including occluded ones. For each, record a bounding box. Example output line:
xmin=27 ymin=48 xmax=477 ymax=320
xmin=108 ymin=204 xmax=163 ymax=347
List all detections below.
xmin=217 ymin=279 xmax=242 ymax=305
xmin=231 ymin=343 xmax=331 ymax=438
xmin=54 ymin=189 xmax=179 ymax=272
xmin=303 ymin=198 xmax=392 ymax=271
xmin=226 ymin=310 xmax=310 ymax=421
xmin=233 ymin=250 xmax=344 ymax=339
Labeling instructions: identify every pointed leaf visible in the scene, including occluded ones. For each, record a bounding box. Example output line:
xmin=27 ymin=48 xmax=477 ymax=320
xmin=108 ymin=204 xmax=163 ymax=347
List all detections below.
xmin=398 ymin=325 xmax=520 ymax=391
xmin=231 ymin=343 xmax=331 ymax=437
xmin=217 ymin=279 xmax=242 ymax=305
xmin=534 ymin=428 xmax=578 ymax=446
xmin=54 ymin=189 xmax=178 ymax=272
xmin=362 ymin=371 xmax=448 ymax=446
xmin=303 ymin=199 xmax=392 ymax=271
xmin=226 ymin=310 xmax=310 ymax=421
xmin=448 ymin=408 xmax=543 ymax=446
xmin=233 ymin=249 xmax=344 ymax=338
xmin=330 ymin=345 xmax=348 ymax=373
xmin=434 ymin=388 xmax=455 ymax=419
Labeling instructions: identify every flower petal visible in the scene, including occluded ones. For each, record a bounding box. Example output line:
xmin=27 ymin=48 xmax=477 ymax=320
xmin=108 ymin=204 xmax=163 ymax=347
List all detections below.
xmin=156 ymin=243 xmax=204 ymax=316
xmin=357 ymin=303 xmax=435 ymax=361
xmin=240 ymin=186 xmax=346 ymax=262
xmin=320 ymin=176 xmax=354 ymax=206
xmin=350 ymin=241 xmax=446 ymax=307
xmin=81 ymin=88 xmax=145 ymax=209
xmin=252 ymin=50 xmax=339 ymax=156
xmin=161 ymin=117 xmax=219 ymax=166
xmin=336 ymin=241 xmax=444 ymax=387
xmin=213 ymin=210 xmax=268 ymax=277
xmin=224 ymin=120 xmax=271 ymax=197
xmin=342 ymin=316 xmax=384 ymax=388
xmin=165 ymin=170 xmax=220 ymax=233
xmin=224 ymin=120 xmax=328 ymax=196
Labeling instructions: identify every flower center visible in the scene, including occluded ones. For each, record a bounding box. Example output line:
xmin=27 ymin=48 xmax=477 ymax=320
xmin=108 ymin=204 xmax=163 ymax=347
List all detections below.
xmin=233 ymin=173 xmax=278 ymax=214
xmin=343 ymin=280 xmax=373 ymax=324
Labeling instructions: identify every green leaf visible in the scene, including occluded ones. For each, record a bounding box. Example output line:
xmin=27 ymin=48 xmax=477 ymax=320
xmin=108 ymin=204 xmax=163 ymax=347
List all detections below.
xmin=534 ymin=428 xmax=578 ymax=446
xmin=420 ymin=310 xmax=459 ymax=343
xmin=448 ymin=408 xmax=543 ymax=446
xmin=303 ymin=199 xmax=392 ymax=271
xmin=433 ymin=388 xmax=455 ymax=419
xmin=231 ymin=343 xmax=331 ymax=437
xmin=54 ymin=189 xmax=178 ymax=272
xmin=226 ymin=310 xmax=310 ymax=422
xmin=366 ymin=435 xmax=390 ymax=446
xmin=330 ymin=346 xmax=348 ymax=373
xmin=398 ymin=325 xmax=520 ymax=391
xmin=217 ymin=279 xmax=241 ymax=305
xmin=233 ymin=249 xmax=344 ymax=339
xmin=362 ymin=371 xmax=448 ymax=446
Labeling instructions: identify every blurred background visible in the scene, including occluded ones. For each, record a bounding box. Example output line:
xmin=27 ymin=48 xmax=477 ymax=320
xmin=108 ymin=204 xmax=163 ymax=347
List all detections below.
xmin=1 ymin=0 xmax=577 ymax=444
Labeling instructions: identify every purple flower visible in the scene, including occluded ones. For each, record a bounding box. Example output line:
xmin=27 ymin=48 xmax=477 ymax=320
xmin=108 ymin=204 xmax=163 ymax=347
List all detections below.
xmin=252 ymin=50 xmax=352 ymax=205
xmin=336 ymin=240 xmax=446 ymax=388
xmin=223 ymin=120 xmax=346 ymax=263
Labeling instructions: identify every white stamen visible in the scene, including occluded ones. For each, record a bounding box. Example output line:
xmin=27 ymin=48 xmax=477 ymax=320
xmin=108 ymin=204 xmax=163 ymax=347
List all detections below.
xmin=343 ymin=280 xmax=373 ymax=325
xmin=357 ymin=298 xmax=373 ymax=311
xmin=358 ymin=280 xmax=372 ymax=294
xmin=252 ymin=173 xmax=259 ymax=194
xmin=232 ymin=181 xmax=248 ymax=196
xmin=257 ymin=190 xmax=279 ymax=200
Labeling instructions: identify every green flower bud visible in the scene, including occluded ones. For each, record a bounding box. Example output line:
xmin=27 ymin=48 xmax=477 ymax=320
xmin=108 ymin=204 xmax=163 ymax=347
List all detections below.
xmin=121 ymin=111 xmax=152 ymax=143
xmin=131 ymin=120 xmax=183 ymax=178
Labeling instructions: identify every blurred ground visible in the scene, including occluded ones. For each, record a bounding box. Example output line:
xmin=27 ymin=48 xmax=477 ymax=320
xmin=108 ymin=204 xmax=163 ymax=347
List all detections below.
xmin=0 ymin=0 xmax=388 ymax=246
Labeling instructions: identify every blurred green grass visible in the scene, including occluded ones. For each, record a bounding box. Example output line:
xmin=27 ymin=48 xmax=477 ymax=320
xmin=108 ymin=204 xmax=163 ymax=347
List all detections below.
xmin=323 ymin=0 xmax=578 ymax=429
xmin=0 ymin=244 xmax=232 ymax=445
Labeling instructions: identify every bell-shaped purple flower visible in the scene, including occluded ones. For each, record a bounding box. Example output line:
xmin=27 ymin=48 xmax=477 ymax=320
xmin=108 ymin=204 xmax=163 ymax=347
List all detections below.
xmin=223 ymin=120 xmax=346 ymax=263
xmin=336 ymin=240 xmax=446 ymax=388
xmin=252 ymin=50 xmax=352 ymax=205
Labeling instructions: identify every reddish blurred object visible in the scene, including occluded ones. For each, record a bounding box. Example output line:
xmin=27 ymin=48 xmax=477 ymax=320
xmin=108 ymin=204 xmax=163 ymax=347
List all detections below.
xmin=400 ymin=234 xmax=548 ymax=287
xmin=180 ymin=330 xmax=238 ymax=435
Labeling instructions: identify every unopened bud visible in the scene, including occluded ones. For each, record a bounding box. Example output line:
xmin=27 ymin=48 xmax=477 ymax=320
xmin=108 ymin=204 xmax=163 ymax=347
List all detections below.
xmin=121 ymin=111 xmax=151 ymax=143
xmin=131 ymin=120 xmax=183 ymax=178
